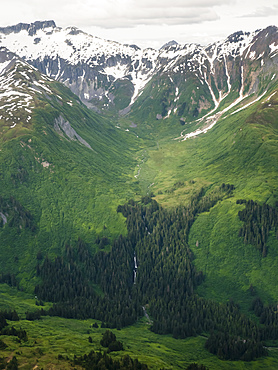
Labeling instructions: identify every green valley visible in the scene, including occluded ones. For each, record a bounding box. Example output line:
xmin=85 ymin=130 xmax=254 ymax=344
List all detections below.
xmin=0 ymin=24 xmax=278 ymax=369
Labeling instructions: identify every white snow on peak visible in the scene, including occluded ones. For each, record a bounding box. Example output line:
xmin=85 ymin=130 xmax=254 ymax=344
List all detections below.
xmin=269 ymin=42 xmax=278 ymax=54
xmin=0 ymin=23 xmax=277 ymax=114
xmin=0 ymin=59 xmax=13 ymax=75
xmin=206 ymin=30 xmax=259 ymax=61
xmin=0 ymin=56 xmax=58 ymax=128
xmin=159 ymin=43 xmax=200 ymax=60
xmin=0 ymin=25 xmax=145 ymax=68
xmin=103 ymin=64 xmax=128 ymax=80
xmin=0 ymin=24 xmax=162 ymax=106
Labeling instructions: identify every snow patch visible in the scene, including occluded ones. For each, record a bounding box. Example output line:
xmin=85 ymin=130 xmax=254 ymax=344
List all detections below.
xmin=103 ymin=64 xmax=127 ymax=80
xmin=231 ymin=90 xmax=267 ymax=115
xmin=267 ymin=91 xmax=277 ymax=101
xmin=269 ymin=42 xmax=278 ymax=54
xmin=0 ymin=59 xmax=12 ymax=75
xmin=178 ymin=112 xmax=222 ymax=141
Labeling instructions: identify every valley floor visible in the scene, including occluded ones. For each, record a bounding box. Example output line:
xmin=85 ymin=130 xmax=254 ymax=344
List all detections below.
xmin=1 ymin=285 xmax=278 ymax=369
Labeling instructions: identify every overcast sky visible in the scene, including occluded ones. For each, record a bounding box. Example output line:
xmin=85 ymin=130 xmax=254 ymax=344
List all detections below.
xmin=1 ymin=0 xmax=278 ymax=49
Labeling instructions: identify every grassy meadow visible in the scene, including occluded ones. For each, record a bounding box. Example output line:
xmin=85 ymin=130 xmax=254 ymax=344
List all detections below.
xmin=1 ymin=284 xmax=278 ymax=369
xmin=1 ymin=75 xmax=278 ymax=368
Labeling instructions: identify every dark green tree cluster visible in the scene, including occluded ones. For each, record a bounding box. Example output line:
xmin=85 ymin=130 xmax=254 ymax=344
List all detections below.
xmin=73 ymin=351 xmax=148 ymax=370
xmin=6 ymin=356 xmax=18 ymax=370
xmin=220 ymin=183 xmax=235 ymax=193
xmin=251 ymin=297 xmax=278 ymax=339
xmin=205 ymin=331 xmax=267 ymax=361
xmin=25 ymin=310 xmax=43 ymax=321
xmin=33 ymin=186 xmax=276 ymax=360
xmin=100 ymin=330 xmax=116 ymax=347
xmin=35 ymin=188 xmax=225 ymax=328
xmin=100 ymin=330 xmax=124 ymax=353
xmin=0 ymin=309 xmax=19 ymax=321
xmin=0 ymin=312 xmax=8 ymax=331
xmin=35 ymin=238 xmax=140 ymax=327
xmin=0 ymin=356 xmax=7 ymax=370
xmin=238 ymin=200 xmax=278 ymax=257
xmin=186 ymin=364 xmax=209 ymax=370
xmin=1 ymin=326 xmax=27 ymax=342
xmin=0 ymin=339 xmax=7 ymax=349
xmin=0 ymin=309 xmax=20 ymax=335
xmin=0 ymin=273 xmax=18 ymax=287
xmin=35 ymin=254 xmax=96 ymax=302
xmin=150 ymin=297 xmax=258 ymax=339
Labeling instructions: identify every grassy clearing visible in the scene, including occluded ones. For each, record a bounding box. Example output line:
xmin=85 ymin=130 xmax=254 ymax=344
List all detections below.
xmin=1 ymin=284 xmax=278 ymax=369
xmin=188 ymin=201 xmax=278 ymax=309
xmin=135 ymin=88 xmax=278 ymax=311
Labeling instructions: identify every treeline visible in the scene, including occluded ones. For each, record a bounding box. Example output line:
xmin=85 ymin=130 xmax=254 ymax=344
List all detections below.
xmin=251 ymin=297 xmax=278 ymax=339
xmin=34 ymin=187 xmax=228 ymax=328
xmin=205 ymin=331 xmax=267 ymax=361
xmin=33 ymin=185 xmax=275 ymax=360
xmin=0 ymin=309 xmax=19 ymax=322
xmin=238 ymin=200 xmax=278 ymax=257
xmin=35 ymin=237 xmax=140 ymax=327
xmin=0 ymin=309 xmax=20 ymax=331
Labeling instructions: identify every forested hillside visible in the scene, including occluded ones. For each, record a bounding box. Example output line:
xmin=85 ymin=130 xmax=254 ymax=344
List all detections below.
xmin=0 ymin=23 xmax=278 ymax=369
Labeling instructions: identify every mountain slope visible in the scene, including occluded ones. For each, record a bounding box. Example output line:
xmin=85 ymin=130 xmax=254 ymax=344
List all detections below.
xmin=0 ymin=21 xmax=158 ymax=113
xmin=135 ymin=81 xmax=278 ymax=309
xmin=0 ymin=22 xmax=277 ymax=123
xmin=0 ymin=49 xmax=139 ymax=290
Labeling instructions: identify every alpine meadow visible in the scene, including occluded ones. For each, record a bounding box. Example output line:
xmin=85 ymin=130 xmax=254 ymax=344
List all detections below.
xmin=0 ymin=21 xmax=278 ymax=369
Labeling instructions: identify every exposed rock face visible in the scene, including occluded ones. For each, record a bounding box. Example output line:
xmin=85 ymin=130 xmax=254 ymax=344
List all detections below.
xmin=160 ymin=40 xmax=178 ymax=50
xmin=54 ymin=115 xmax=93 ymax=150
xmin=0 ymin=21 xmax=56 ymax=36
xmin=0 ymin=22 xmax=277 ymax=119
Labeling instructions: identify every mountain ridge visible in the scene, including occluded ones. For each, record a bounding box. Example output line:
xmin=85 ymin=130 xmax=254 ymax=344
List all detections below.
xmin=0 ymin=21 xmax=277 ymax=120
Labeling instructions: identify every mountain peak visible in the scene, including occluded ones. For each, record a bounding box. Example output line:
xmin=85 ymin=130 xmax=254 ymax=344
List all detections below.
xmin=0 ymin=20 xmax=56 ymax=36
xmin=160 ymin=40 xmax=179 ymax=50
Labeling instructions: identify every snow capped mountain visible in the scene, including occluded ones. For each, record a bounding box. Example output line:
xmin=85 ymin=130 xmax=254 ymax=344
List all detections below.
xmin=0 ymin=21 xmax=159 ymax=112
xmin=0 ymin=21 xmax=277 ymax=122
xmin=0 ymin=46 xmax=55 ymax=131
xmin=133 ymin=25 xmax=278 ymax=125
xmin=0 ymin=45 xmax=107 ymax=152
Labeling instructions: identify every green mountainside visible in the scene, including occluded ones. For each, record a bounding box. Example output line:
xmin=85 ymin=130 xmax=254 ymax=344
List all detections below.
xmin=0 ymin=35 xmax=278 ymax=369
xmin=0 ymin=56 xmax=140 ymax=291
